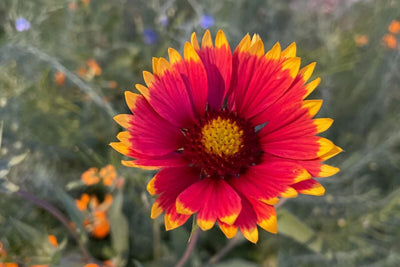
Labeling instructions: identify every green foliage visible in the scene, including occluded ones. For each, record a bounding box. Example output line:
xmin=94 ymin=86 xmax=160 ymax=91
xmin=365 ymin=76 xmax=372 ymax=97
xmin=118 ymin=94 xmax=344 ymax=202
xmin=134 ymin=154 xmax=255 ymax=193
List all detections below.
xmin=1 ymin=0 xmax=400 ymax=266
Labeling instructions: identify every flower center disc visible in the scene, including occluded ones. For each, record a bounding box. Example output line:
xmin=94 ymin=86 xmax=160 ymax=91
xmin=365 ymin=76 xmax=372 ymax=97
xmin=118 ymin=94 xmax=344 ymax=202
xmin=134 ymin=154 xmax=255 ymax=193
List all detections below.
xmin=183 ymin=110 xmax=262 ymax=179
xmin=201 ymin=117 xmax=243 ymax=157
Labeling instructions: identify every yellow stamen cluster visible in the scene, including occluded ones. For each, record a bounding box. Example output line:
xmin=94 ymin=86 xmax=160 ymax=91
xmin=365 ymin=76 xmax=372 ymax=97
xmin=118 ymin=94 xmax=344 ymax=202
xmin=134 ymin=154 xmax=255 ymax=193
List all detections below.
xmin=201 ymin=117 xmax=244 ymax=157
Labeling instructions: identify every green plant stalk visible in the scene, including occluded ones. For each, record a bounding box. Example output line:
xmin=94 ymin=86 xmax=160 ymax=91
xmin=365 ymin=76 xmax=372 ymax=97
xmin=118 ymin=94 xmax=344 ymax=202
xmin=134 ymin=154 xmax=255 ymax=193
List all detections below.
xmin=175 ymin=218 xmax=201 ymax=267
xmin=16 ymin=189 xmax=91 ymax=262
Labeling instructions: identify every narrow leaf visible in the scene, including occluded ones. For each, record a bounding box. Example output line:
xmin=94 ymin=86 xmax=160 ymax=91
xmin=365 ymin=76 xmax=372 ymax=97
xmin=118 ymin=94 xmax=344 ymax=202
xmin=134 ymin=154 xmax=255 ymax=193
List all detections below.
xmin=277 ymin=208 xmax=324 ymax=254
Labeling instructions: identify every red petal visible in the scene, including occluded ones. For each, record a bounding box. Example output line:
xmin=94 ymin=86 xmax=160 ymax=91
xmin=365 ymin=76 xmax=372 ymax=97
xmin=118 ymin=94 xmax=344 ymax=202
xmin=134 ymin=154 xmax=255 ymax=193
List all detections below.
xmin=261 ymin=136 xmax=333 ymax=160
xmin=228 ymin=51 xmax=296 ymax=121
xmin=183 ymin=42 xmax=209 ymax=116
xmin=176 ymin=178 xmax=242 ymax=230
xmin=251 ymin=79 xmax=306 ymax=126
xmin=229 ymin=166 xmax=293 ymax=202
xmin=196 ymin=31 xmax=232 ymax=109
xmin=128 ymin=96 xmax=184 ymax=156
xmin=250 ymin=160 xmax=311 ymax=184
xmin=259 ymin=112 xmax=317 ymax=142
xmin=121 ymin=152 xmax=186 ymax=170
xmin=148 ymin=67 xmax=196 ymax=127
xmin=147 ymin=166 xmax=199 ymax=196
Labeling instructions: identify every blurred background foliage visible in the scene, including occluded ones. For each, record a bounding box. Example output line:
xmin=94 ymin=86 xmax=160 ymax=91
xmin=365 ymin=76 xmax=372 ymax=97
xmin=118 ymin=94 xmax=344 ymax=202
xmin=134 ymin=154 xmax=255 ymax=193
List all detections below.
xmin=1 ymin=0 xmax=400 ymax=266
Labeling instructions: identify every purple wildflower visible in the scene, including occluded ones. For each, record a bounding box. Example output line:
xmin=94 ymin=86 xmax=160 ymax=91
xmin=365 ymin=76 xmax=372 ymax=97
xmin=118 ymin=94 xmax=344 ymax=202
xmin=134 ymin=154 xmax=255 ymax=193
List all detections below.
xmin=143 ymin=28 xmax=158 ymax=44
xmin=15 ymin=17 xmax=31 ymax=32
xmin=200 ymin=14 xmax=214 ymax=29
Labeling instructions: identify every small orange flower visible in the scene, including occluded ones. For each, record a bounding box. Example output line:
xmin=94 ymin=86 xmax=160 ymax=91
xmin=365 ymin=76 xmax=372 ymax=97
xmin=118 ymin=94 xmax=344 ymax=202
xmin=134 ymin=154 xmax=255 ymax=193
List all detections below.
xmin=83 ymin=264 xmax=99 ymax=267
xmin=75 ymin=193 xmax=90 ymax=211
xmin=90 ymin=211 xmax=110 ymax=239
xmin=99 ymin=165 xmax=117 ymax=186
xmin=87 ymin=59 xmax=102 ymax=76
xmin=81 ymin=167 xmax=100 ymax=185
xmin=103 ymin=260 xmax=116 ymax=267
xmin=54 ymin=71 xmax=65 ymax=86
xmin=382 ymin=34 xmax=398 ymax=49
xmin=388 ymin=20 xmax=400 ymax=34
xmin=354 ymin=34 xmax=369 ymax=47
xmin=0 ymin=263 xmax=18 ymax=267
xmin=48 ymin=235 xmax=58 ymax=248
xmin=108 ymin=81 xmax=118 ymax=89
xmin=79 ymin=194 xmax=112 ymax=239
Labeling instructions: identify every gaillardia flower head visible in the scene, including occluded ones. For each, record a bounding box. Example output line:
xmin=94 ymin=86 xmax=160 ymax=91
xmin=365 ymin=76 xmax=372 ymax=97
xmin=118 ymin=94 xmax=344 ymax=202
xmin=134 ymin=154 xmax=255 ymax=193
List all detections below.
xmin=111 ymin=30 xmax=341 ymax=243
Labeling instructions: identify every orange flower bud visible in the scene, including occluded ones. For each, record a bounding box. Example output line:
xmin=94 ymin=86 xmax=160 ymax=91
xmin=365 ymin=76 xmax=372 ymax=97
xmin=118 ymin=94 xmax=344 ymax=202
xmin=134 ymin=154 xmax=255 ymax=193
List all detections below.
xmin=382 ymin=34 xmax=398 ymax=49
xmin=81 ymin=167 xmax=100 ymax=185
xmin=388 ymin=20 xmax=400 ymax=34
xmin=48 ymin=235 xmax=58 ymax=248
xmin=54 ymin=71 xmax=65 ymax=86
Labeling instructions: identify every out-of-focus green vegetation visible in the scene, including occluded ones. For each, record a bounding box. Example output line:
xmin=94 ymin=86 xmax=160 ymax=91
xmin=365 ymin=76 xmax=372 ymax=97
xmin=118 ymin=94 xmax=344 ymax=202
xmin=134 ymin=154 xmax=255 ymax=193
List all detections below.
xmin=1 ymin=0 xmax=400 ymax=266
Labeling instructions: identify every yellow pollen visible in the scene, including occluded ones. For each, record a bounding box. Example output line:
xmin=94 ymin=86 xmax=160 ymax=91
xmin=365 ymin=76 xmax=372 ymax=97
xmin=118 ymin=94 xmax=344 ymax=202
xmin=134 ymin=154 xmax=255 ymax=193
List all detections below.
xmin=201 ymin=117 xmax=244 ymax=157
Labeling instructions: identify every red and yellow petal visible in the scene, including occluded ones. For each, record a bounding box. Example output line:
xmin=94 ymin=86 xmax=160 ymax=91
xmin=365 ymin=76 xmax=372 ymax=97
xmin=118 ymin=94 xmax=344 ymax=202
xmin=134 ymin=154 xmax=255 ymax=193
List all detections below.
xmin=231 ymin=196 xmax=259 ymax=243
xmin=229 ymin=166 xmax=295 ymax=204
xmin=176 ymin=178 xmax=242 ymax=230
xmin=229 ymin=43 xmax=299 ymax=121
xmin=183 ymin=42 xmax=209 ymax=115
xmin=261 ymin=136 xmax=335 ymax=160
xmin=124 ymin=91 xmax=141 ymax=112
xmin=302 ymin=100 xmax=323 ymax=117
xmin=148 ymin=167 xmax=199 ymax=229
xmin=218 ymin=220 xmax=238 ymax=239
xmin=145 ymin=62 xmax=196 ymax=128
xmin=291 ymin=179 xmax=325 ymax=196
xmin=299 ymin=160 xmax=340 ymax=178
xmin=146 ymin=167 xmax=199 ymax=196
xmin=164 ymin=208 xmax=191 ymax=231
xmin=259 ymin=111 xmax=334 ymax=143
xmin=250 ymin=159 xmax=312 ymax=185
xmin=248 ymin=198 xmax=278 ymax=234
xmin=116 ymin=96 xmax=184 ymax=156
xmin=194 ymin=30 xmax=232 ymax=109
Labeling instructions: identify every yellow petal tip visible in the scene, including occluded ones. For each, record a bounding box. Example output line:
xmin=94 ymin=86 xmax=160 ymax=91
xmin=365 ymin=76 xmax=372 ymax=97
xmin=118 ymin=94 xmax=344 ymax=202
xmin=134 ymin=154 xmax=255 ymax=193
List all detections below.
xmin=151 ymin=202 xmax=163 ymax=219
xmin=242 ymin=227 xmax=258 ymax=243
xmin=176 ymin=200 xmax=194 ymax=215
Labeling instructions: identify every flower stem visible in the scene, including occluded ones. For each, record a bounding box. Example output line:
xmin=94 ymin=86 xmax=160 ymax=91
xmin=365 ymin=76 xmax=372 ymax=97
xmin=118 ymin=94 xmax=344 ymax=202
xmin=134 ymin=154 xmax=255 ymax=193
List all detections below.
xmin=16 ymin=189 xmax=91 ymax=262
xmin=175 ymin=227 xmax=201 ymax=267
xmin=208 ymin=234 xmax=245 ymax=264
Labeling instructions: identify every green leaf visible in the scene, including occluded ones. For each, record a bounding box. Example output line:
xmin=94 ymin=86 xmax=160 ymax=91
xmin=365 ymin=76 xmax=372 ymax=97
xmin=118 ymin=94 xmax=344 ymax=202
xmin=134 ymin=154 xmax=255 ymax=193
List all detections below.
xmin=109 ymin=191 xmax=129 ymax=265
xmin=8 ymin=152 xmax=28 ymax=167
xmin=0 ymin=178 xmax=19 ymax=193
xmin=53 ymin=187 xmax=87 ymax=240
xmin=10 ymin=217 xmax=44 ymax=244
xmin=277 ymin=208 xmax=324 ymax=254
